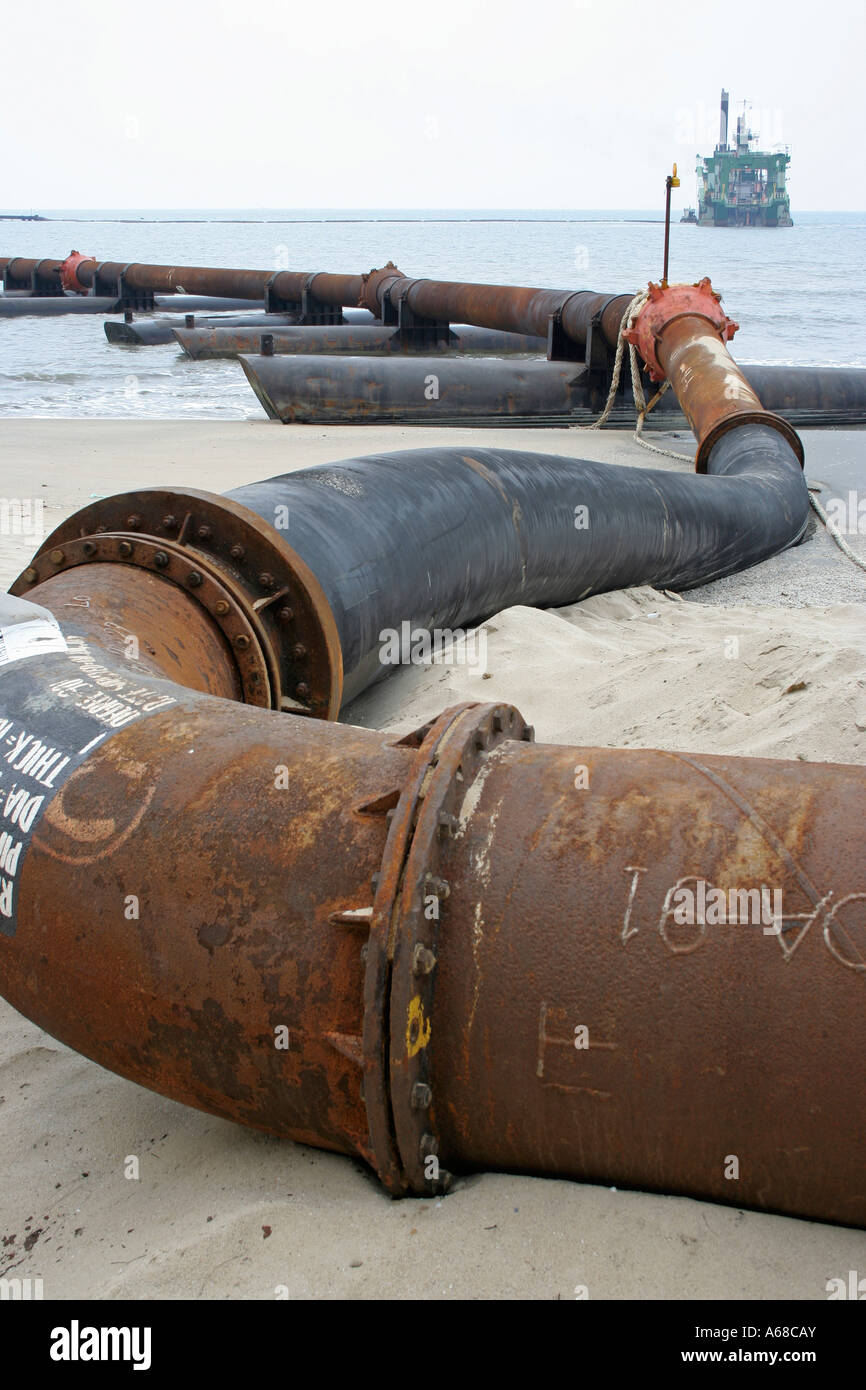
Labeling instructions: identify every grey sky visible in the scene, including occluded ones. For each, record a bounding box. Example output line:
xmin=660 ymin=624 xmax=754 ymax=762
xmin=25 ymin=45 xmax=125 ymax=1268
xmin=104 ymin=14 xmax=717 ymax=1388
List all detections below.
xmin=3 ymin=0 xmax=863 ymax=210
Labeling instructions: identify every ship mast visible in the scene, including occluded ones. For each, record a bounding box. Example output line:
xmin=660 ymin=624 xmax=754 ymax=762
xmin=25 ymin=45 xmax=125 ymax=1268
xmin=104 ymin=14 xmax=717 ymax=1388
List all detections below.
xmin=718 ymin=89 xmax=729 ymax=151
xmin=735 ymin=100 xmax=754 ymax=154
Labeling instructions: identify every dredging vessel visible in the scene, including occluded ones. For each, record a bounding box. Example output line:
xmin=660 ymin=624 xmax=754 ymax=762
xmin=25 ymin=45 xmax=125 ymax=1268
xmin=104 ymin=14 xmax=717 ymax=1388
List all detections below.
xmin=693 ymin=89 xmax=793 ymax=227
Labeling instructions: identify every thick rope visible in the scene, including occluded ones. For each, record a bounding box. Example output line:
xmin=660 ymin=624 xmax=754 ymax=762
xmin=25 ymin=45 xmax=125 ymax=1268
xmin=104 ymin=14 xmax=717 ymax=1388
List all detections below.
xmin=808 ymin=488 xmax=866 ymax=575
xmin=585 ymin=289 xmax=648 ymax=431
xmin=583 ymin=287 xmax=693 ymax=461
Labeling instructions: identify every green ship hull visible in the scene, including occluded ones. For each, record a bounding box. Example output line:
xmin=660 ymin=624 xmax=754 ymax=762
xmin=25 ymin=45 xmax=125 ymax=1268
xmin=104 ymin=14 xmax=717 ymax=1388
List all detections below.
xmin=694 ymin=90 xmax=793 ymax=228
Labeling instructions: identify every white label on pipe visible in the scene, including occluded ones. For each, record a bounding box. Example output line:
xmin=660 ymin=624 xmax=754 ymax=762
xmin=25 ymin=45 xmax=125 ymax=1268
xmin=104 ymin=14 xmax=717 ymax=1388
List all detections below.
xmin=0 ymin=619 xmax=68 ymax=667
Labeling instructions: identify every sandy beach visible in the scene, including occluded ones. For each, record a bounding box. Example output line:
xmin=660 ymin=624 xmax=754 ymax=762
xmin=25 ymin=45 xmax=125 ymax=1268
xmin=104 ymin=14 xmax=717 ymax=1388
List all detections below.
xmin=1 ymin=417 xmax=864 ymax=1301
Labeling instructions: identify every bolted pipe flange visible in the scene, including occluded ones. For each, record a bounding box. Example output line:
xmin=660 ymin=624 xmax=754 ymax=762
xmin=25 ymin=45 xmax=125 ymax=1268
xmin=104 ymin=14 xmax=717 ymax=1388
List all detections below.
xmin=360 ymin=705 xmax=464 ymax=1194
xmin=58 ymin=250 xmax=96 ymax=295
xmin=359 ymin=261 xmax=404 ymax=316
xmin=11 ymin=532 xmax=273 ymax=706
xmin=623 ymin=277 xmax=738 ymax=383
xmin=362 ymin=701 xmax=532 ymax=1196
xmin=10 ymin=488 xmax=343 ymax=719
xmin=695 ymin=410 xmax=805 ymax=474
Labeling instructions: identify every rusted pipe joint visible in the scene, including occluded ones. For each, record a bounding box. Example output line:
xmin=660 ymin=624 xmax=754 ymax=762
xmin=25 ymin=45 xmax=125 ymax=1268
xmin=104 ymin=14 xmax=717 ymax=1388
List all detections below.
xmin=624 ymin=277 xmax=804 ymax=473
xmin=623 ymin=277 xmax=738 ymax=383
xmin=694 ymin=409 xmax=805 ymax=474
xmin=59 ymin=250 xmax=96 ymax=295
xmin=359 ymin=262 xmax=404 ymax=314
xmin=2 ymin=596 xmax=864 ymax=1225
xmin=11 ymin=488 xmax=344 ymax=718
xmin=362 ymin=701 xmax=533 ymax=1195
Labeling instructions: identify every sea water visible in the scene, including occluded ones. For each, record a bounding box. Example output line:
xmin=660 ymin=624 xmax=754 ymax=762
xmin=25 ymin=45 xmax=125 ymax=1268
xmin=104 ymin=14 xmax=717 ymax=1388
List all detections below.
xmin=0 ymin=209 xmax=862 ymax=418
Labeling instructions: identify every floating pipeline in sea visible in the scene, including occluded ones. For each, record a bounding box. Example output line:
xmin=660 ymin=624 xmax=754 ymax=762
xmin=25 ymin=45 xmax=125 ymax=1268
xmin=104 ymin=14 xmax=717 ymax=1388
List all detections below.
xmin=1 ymin=253 xmax=344 ymax=300
xmin=1 ymin=252 xmax=404 ymax=318
xmin=359 ymin=265 xmax=634 ymax=354
xmin=0 ymin=253 xmax=636 ymax=365
xmin=0 ymin=589 xmax=864 ymax=1226
xmin=2 ymin=256 xmax=69 ymax=296
xmin=11 ymin=254 xmax=624 ymax=349
xmin=234 ymin=275 xmax=866 ymax=427
xmin=106 ymin=307 xmax=378 ymax=347
xmin=106 ymin=309 xmax=298 ymax=345
xmin=238 ymin=352 xmax=866 ymax=427
xmin=172 ymin=322 xmax=548 ymax=360
xmin=12 ymin=289 xmax=808 ymax=715
xmin=0 ymin=294 xmax=270 ymax=319
xmin=62 ymin=257 xmax=379 ymax=306
xmin=4 ymin=254 xmax=650 ymax=367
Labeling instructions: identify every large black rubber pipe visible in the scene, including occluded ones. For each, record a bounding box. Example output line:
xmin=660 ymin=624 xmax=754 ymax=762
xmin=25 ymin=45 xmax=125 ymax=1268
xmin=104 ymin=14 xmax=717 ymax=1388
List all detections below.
xmin=239 ymin=355 xmax=585 ymax=422
xmin=105 ymin=309 xmax=293 ymax=345
xmin=107 ymin=306 xmax=377 ymax=347
xmin=0 ymin=293 xmax=267 ymax=319
xmin=723 ymin=364 xmax=866 ymax=418
xmin=238 ymin=353 xmax=866 ymax=426
xmin=175 ymin=323 xmax=548 ymax=360
xmin=227 ymin=428 xmax=809 ymax=705
xmin=592 ymin=363 xmax=866 ymax=429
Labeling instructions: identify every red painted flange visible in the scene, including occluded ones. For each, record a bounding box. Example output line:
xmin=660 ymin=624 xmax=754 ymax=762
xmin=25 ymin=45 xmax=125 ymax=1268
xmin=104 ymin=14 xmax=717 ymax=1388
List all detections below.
xmin=59 ymin=250 xmax=95 ymax=294
xmin=623 ymin=277 xmax=739 ymax=382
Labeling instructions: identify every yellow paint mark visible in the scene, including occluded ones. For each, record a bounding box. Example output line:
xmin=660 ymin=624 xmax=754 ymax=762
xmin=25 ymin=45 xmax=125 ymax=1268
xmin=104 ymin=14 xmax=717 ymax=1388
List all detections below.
xmin=406 ymin=995 xmax=431 ymax=1058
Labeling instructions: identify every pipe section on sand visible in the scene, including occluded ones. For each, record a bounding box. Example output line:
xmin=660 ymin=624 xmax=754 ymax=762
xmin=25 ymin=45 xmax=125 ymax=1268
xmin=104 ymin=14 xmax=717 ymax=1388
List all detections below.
xmin=14 ymin=423 xmax=808 ymax=716
xmin=1 ymin=275 xmax=856 ymax=1227
xmin=0 ymin=590 xmax=863 ymax=1225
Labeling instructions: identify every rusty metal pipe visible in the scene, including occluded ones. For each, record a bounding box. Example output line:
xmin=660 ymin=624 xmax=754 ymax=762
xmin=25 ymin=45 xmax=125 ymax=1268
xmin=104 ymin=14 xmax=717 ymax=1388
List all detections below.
xmin=360 ymin=269 xmax=632 ymax=353
xmin=65 ymin=258 xmax=626 ymax=345
xmin=424 ymin=727 xmax=866 ymax=1222
xmin=4 ymin=253 xmax=630 ymax=350
xmin=656 ymin=313 xmax=804 ymax=471
xmin=623 ymin=278 xmax=805 ymax=472
xmin=0 ymin=594 xmax=403 ymax=1162
xmin=68 ymin=259 xmax=390 ymax=309
xmin=69 ymin=259 xmax=268 ymax=298
xmin=2 ymin=254 xmax=404 ymax=310
xmin=2 ymin=253 xmax=256 ymax=302
xmin=0 ymin=590 xmax=863 ymax=1226
xmin=1 ymin=255 xmax=63 ymax=285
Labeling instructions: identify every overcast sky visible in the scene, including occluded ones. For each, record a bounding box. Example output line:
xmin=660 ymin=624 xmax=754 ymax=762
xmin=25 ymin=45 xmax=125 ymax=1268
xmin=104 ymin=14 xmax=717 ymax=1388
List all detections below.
xmin=3 ymin=0 xmax=863 ymax=211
